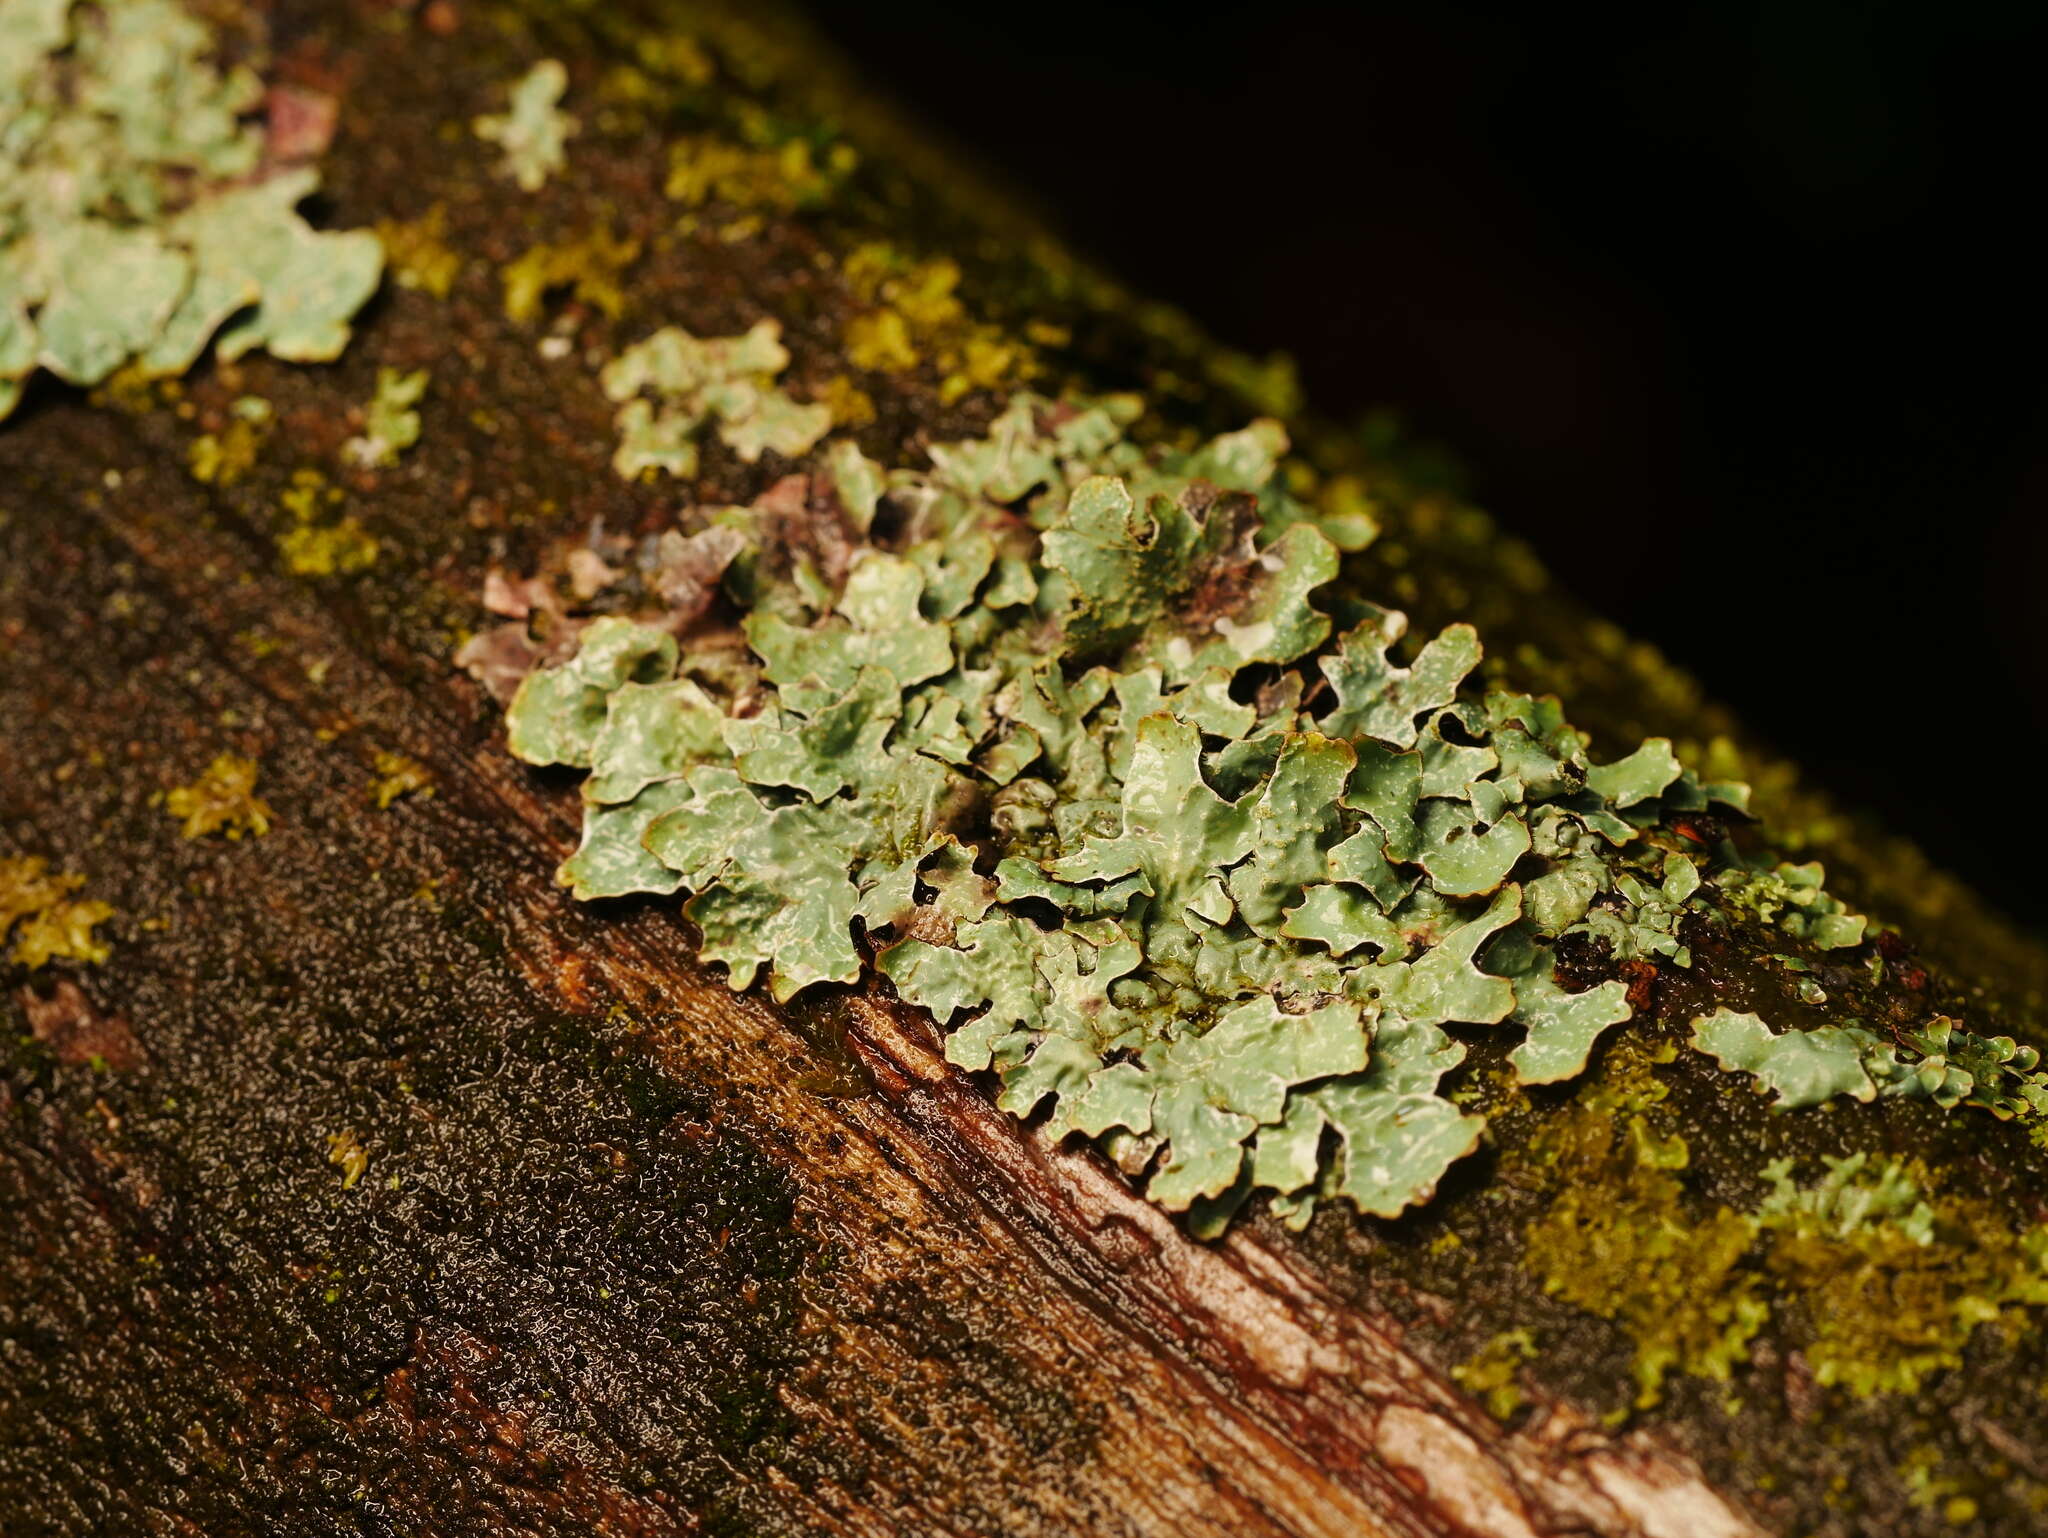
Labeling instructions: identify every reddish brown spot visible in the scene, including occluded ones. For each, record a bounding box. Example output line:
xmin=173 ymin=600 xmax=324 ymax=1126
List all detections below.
xmin=1618 ymin=958 xmax=1659 ymax=1016
xmin=1552 ymin=930 xmax=1616 ymax=994
xmin=264 ymin=85 xmax=338 ymax=167
xmin=1173 ymin=489 xmax=1265 ymax=636
xmin=19 ymin=980 xmax=145 ymax=1071
xmin=1669 ymin=814 xmax=1725 ymax=846
xmin=556 ymin=954 xmax=595 ymax=1009
xmin=1388 ymin=1463 xmax=1429 ymax=1499
xmin=897 ymin=906 xmax=956 ymax=947
xmin=1876 ymin=930 xmax=1913 ymax=962
xmin=1781 ymin=1348 xmax=1819 ymax=1426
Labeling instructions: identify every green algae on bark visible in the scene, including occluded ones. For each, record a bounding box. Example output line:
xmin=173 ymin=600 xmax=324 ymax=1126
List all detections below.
xmin=1519 ymin=1070 xmax=2048 ymax=1408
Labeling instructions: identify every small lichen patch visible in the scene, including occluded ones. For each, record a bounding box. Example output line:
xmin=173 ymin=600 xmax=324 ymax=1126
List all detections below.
xmin=600 ymin=318 xmax=829 ymax=479
xmin=1692 ymin=1005 xmax=2048 ymax=1125
xmin=1722 ymin=860 xmax=1866 ymax=950
xmin=344 ymin=367 xmax=429 ymax=469
xmin=473 ymin=58 xmax=576 ymax=191
xmin=1453 ymin=1329 xmax=1538 ymax=1420
xmin=374 ymin=204 xmax=461 ymax=298
xmin=664 ymin=132 xmax=854 ymax=212
xmin=276 ymin=469 xmax=377 ymax=575
xmin=369 ymin=750 xmax=434 ymax=809
xmin=186 ymin=395 xmax=272 ymax=486
xmin=166 ymin=753 xmax=272 ymax=839
xmin=1690 ymin=1008 xmax=1879 ymax=1109
xmin=0 ymin=855 xmax=114 ymax=969
xmin=327 ymin=1127 xmax=368 ymax=1188
xmin=501 ymin=228 xmax=640 ymax=325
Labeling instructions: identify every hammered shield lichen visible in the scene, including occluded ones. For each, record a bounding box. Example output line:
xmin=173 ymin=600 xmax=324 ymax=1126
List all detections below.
xmin=465 ymin=371 xmax=2036 ymax=1235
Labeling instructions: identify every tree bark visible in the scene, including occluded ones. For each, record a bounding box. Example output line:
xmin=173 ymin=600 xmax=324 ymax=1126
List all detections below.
xmin=3 ymin=4 xmax=2044 ymax=1536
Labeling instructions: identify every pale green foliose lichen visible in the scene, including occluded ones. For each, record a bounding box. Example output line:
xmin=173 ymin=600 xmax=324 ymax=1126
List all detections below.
xmin=344 ymin=366 xmax=428 ymax=469
xmin=1691 ymin=1006 xmax=2048 ymax=1120
xmin=478 ymin=369 xmax=2034 ymax=1233
xmin=0 ymin=0 xmax=383 ymax=420
xmin=489 ymin=388 xmax=1712 ymax=1229
xmin=601 ymin=318 xmax=831 ymax=480
xmin=473 ymin=58 xmax=576 ymax=192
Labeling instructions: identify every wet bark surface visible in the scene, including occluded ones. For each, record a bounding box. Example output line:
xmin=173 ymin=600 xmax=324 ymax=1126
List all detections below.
xmin=3 ymin=4 xmax=2045 ymax=1535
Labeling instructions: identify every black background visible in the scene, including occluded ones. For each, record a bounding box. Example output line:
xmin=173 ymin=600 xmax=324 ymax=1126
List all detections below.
xmin=815 ymin=0 xmax=2048 ymax=931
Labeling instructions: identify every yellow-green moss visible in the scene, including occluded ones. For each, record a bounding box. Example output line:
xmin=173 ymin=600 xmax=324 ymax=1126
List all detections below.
xmin=1759 ymin=1157 xmax=2048 ymax=1397
xmin=279 ymin=518 xmax=379 ymax=576
xmin=844 ymin=308 xmax=917 ymax=373
xmin=369 ymin=751 xmax=435 ymax=809
xmin=1452 ymin=1329 xmax=1538 ymax=1420
xmin=664 ymin=132 xmax=853 ymax=210
xmin=327 ymin=1127 xmax=369 ymax=1188
xmin=187 ymin=409 xmax=268 ymax=486
xmin=501 ymin=227 xmax=640 ymax=324
xmin=1520 ymin=1044 xmax=2048 ymax=1407
xmin=839 ymin=245 xmax=1035 ymax=403
xmin=816 ymin=373 xmax=876 ymax=427
xmin=1898 ymin=1443 xmax=1985 ymax=1525
xmin=375 ymin=205 xmax=463 ymax=299
xmin=1522 ymin=1104 xmax=1767 ymax=1408
xmin=277 ymin=469 xmax=378 ymax=575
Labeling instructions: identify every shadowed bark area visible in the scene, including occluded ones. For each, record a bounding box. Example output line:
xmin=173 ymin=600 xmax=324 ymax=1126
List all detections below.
xmin=3 ymin=4 xmax=2045 ymax=1536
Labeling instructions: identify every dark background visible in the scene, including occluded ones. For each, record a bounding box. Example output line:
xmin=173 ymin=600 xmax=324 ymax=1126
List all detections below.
xmin=815 ymin=0 xmax=2048 ymax=932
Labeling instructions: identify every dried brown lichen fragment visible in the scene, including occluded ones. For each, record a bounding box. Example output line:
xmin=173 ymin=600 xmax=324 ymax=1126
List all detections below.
xmin=19 ymin=978 xmax=143 ymax=1069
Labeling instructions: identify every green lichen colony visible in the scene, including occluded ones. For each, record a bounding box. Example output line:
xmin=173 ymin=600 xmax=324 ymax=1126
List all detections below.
xmin=476 ymin=363 xmax=2042 ymax=1237
xmin=0 ymin=0 xmax=381 ymax=419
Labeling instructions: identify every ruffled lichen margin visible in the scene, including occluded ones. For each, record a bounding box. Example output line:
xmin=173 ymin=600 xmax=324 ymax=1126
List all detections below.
xmin=474 ymin=381 xmax=2048 ymax=1242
